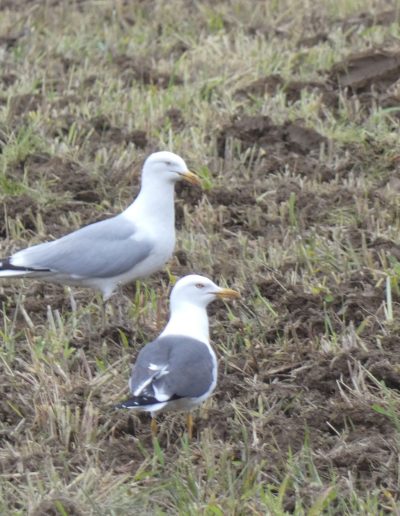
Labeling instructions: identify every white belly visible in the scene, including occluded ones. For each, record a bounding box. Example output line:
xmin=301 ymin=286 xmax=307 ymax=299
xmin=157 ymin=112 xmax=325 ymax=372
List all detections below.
xmin=85 ymin=233 xmax=175 ymax=298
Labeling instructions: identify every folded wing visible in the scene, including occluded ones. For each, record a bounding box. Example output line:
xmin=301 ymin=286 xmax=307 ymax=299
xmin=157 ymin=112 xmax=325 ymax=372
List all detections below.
xmin=8 ymin=215 xmax=153 ymax=279
xmin=128 ymin=335 xmax=215 ymax=405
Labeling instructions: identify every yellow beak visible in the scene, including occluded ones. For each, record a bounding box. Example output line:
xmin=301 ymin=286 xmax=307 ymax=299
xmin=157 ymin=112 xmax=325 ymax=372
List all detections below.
xmin=216 ymin=288 xmax=240 ymax=300
xmin=181 ymin=170 xmax=202 ymax=187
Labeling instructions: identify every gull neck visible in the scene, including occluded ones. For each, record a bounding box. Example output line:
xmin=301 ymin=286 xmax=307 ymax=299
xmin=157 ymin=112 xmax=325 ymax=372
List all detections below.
xmin=161 ymin=302 xmax=210 ymax=345
xmin=124 ymin=176 xmax=176 ymax=225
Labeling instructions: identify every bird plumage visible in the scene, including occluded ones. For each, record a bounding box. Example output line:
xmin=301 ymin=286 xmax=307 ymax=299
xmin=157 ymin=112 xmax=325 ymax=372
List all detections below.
xmin=0 ymin=151 xmax=200 ymax=299
xmin=117 ymin=274 xmax=240 ymax=417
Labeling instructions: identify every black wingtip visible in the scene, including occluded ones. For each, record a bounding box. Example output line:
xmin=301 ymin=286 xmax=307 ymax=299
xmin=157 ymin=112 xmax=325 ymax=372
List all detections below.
xmin=115 ymin=398 xmax=142 ymax=409
xmin=115 ymin=395 xmax=162 ymax=409
xmin=0 ymin=257 xmax=50 ymax=273
xmin=0 ymin=258 xmax=11 ymax=271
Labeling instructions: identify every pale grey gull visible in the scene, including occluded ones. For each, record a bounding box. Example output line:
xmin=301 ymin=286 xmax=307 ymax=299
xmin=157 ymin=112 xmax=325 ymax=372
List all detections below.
xmin=0 ymin=151 xmax=201 ymax=300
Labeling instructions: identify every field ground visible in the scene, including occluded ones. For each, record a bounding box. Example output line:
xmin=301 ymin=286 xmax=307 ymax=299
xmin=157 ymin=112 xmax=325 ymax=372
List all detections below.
xmin=1 ymin=0 xmax=400 ymax=514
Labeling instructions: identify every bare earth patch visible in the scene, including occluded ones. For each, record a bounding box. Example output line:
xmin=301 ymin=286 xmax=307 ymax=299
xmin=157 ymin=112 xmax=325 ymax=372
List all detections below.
xmin=1 ymin=0 xmax=400 ymax=513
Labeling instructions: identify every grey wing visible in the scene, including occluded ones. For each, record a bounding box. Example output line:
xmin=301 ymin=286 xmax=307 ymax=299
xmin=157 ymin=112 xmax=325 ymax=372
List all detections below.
xmin=130 ymin=336 xmax=214 ymax=400
xmin=129 ymin=339 xmax=171 ymax=396
xmin=11 ymin=215 xmax=153 ymax=278
xmin=163 ymin=338 xmax=215 ymax=398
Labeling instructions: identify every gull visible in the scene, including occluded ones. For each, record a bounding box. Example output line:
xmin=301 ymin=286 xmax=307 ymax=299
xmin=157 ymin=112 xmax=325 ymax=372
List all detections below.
xmin=117 ymin=274 xmax=240 ymax=438
xmin=0 ymin=151 xmax=201 ymax=300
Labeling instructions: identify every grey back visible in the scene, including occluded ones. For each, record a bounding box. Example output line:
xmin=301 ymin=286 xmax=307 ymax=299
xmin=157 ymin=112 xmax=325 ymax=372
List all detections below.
xmin=131 ymin=335 xmax=215 ymax=399
xmin=14 ymin=215 xmax=153 ymax=278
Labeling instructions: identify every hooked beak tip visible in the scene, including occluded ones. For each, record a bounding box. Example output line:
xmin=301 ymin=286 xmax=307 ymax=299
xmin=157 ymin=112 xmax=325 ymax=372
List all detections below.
xmin=181 ymin=170 xmax=202 ymax=187
xmin=216 ymin=288 xmax=240 ymax=300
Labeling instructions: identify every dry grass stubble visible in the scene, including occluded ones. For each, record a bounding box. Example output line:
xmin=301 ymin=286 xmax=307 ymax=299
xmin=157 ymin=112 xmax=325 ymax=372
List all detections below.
xmin=1 ymin=0 xmax=400 ymax=513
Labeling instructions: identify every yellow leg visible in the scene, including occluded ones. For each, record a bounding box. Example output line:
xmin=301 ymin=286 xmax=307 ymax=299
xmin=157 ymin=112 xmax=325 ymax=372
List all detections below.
xmin=151 ymin=417 xmax=158 ymax=437
xmin=186 ymin=413 xmax=193 ymax=440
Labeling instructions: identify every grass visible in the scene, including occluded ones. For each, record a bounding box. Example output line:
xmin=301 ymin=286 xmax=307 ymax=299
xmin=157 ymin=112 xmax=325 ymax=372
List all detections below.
xmin=1 ymin=0 xmax=400 ymax=514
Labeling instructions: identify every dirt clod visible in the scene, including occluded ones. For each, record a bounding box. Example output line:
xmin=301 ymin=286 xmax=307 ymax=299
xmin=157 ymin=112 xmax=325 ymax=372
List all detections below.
xmin=217 ymin=115 xmax=328 ymax=157
xmin=235 ymin=74 xmax=337 ymax=107
xmin=330 ymin=50 xmax=400 ymax=92
xmin=1 ymin=1 xmax=400 ymax=513
xmin=113 ymin=55 xmax=183 ymax=88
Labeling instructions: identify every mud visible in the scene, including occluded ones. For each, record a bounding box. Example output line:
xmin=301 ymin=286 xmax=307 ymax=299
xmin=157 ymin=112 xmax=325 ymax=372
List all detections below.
xmin=235 ymin=50 xmax=400 ymax=118
xmin=235 ymin=74 xmax=337 ymax=107
xmin=113 ymin=55 xmax=183 ymax=88
xmin=31 ymin=498 xmax=83 ymax=516
xmin=8 ymin=93 xmax=43 ymax=119
xmin=297 ymin=10 xmax=400 ymax=49
xmin=89 ymin=115 xmax=148 ymax=148
xmin=1 ymin=2 xmax=400 ymax=512
xmin=2 ymin=107 xmax=397 ymax=503
xmin=217 ymin=115 xmax=328 ymax=157
xmin=330 ymin=50 xmax=400 ymax=93
xmin=163 ymin=108 xmax=185 ymax=131
xmin=325 ymin=50 xmax=400 ymax=116
xmin=338 ymin=9 xmax=400 ymax=32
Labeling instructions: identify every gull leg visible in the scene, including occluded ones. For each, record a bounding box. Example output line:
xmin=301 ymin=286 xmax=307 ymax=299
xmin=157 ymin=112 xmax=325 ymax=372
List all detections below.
xmin=101 ymin=289 xmax=116 ymax=330
xmin=67 ymin=286 xmax=77 ymax=312
xmin=100 ymin=292 xmax=114 ymax=331
xmin=100 ymin=299 xmax=107 ymax=331
xmin=117 ymin=286 xmax=124 ymax=325
xmin=66 ymin=287 xmax=78 ymax=334
xmin=186 ymin=412 xmax=193 ymax=440
xmin=151 ymin=417 xmax=158 ymax=437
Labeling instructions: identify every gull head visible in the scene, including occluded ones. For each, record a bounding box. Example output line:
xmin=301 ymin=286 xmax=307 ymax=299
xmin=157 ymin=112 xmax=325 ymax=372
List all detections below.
xmin=142 ymin=151 xmax=201 ymax=187
xmin=170 ymin=274 xmax=240 ymax=310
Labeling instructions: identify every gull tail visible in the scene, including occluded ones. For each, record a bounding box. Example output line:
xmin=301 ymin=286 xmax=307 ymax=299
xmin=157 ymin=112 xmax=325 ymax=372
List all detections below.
xmin=115 ymin=393 xmax=181 ymax=410
xmin=115 ymin=395 xmax=160 ymax=409
xmin=0 ymin=258 xmax=49 ymax=277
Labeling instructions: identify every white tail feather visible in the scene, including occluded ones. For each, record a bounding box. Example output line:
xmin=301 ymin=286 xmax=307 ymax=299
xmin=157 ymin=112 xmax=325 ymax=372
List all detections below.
xmin=0 ymin=270 xmax=34 ymax=277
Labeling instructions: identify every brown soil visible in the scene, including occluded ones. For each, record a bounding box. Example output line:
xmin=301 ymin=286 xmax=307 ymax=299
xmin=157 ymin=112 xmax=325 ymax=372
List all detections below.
xmin=235 ymin=49 xmax=400 ymax=119
xmin=338 ymin=9 xmax=400 ymax=32
xmin=235 ymin=74 xmax=337 ymax=107
xmin=31 ymin=497 xmax=84 ymax=516
xmin=3 ymin=112 xmax=394 ymax=501
xmin=330 ymin=50 xmax=400 ymax=92
xmin=327 ymin=50 xmax=400 ymax=115
xmin=113 ymin=55 xmax=183 ymax=88
xmin=297 ymin=9 xmax=400 ymax=48
xmin=89 ymin=115 xmax=148 ymax=147
xmin=162 ymin=108 xmax=185 ymax=131
xmin=8 ymin=93 xmax=43 ymax=119
xmin=217 ymin=115 xmax=328 ymax=157
xmin=1 ymin=2 xmax=400 ymax=512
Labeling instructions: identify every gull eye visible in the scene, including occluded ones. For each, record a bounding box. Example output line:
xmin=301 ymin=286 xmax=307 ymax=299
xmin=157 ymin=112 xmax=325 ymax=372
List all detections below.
xmin=195 ymin=283 xmax=205 ymax=289
xmin=165 ymin=161 xmax=172 ymax=166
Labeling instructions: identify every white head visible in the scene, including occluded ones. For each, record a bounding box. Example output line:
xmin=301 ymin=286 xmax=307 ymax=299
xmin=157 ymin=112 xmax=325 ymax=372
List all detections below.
xmin=170 ymin=274 xmax=240 ymax=311
xmin=141 ymin=151 xmax=201 ymax=187
xmin=161 ymin=274 xmax=239 ymax=343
